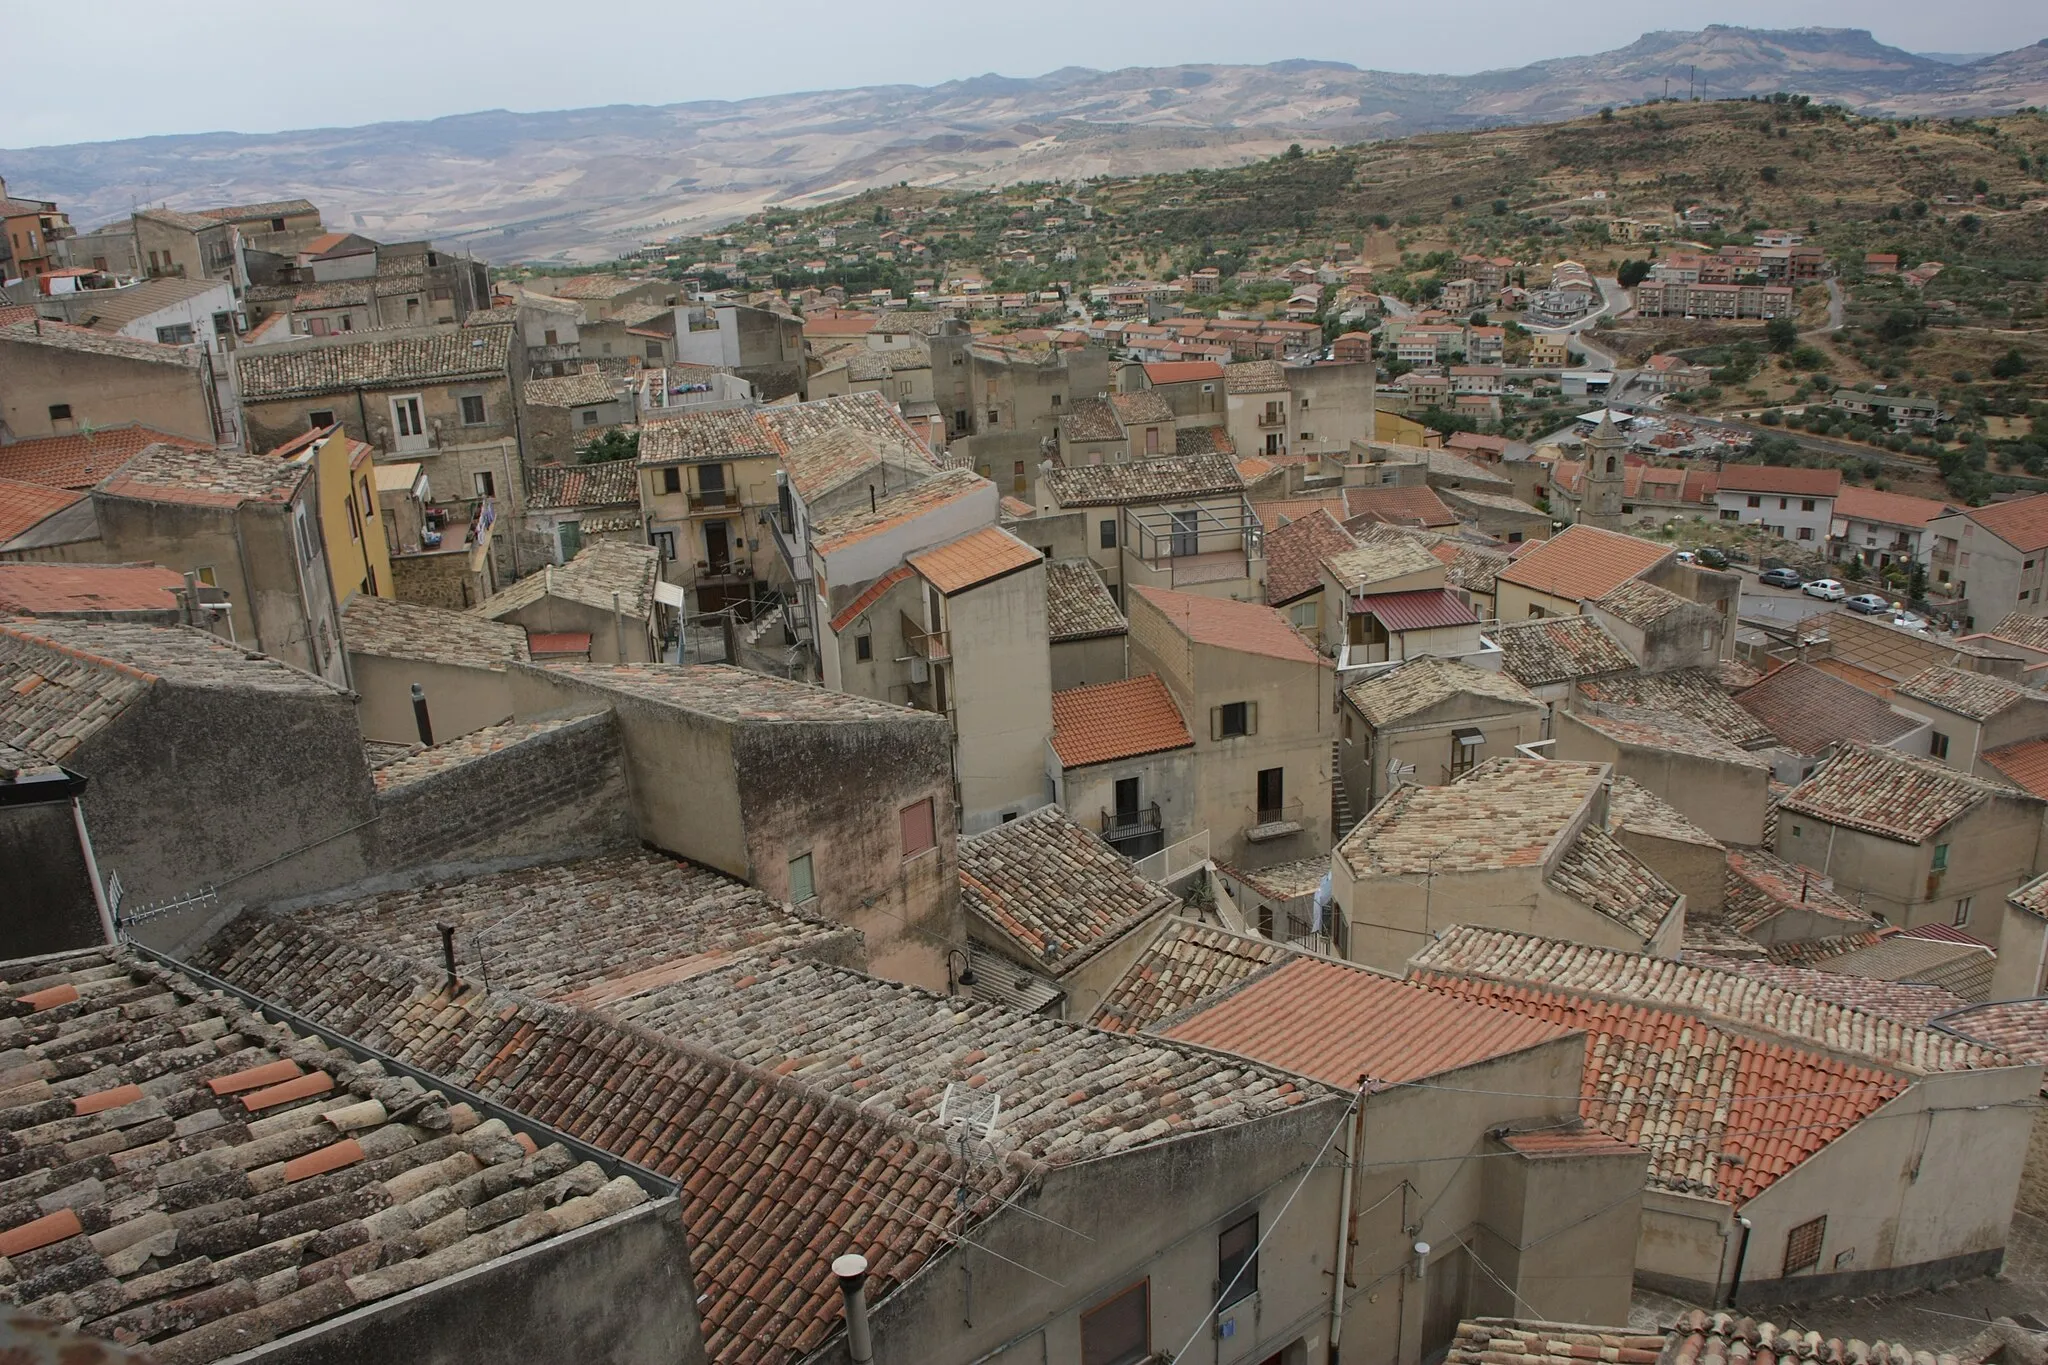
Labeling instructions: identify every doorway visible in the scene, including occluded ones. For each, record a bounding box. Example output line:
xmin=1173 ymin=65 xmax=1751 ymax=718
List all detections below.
xmin=1170 ymin=508 xmax=1200 ymax=558
xmin=704 ymin=521 xmax=731 ymax=576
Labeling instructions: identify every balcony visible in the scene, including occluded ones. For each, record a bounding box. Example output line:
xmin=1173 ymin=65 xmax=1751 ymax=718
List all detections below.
xmin=761 ymin=509 xmax=811 ymax=584
xmin=901 ymin=610 xmax=950 ymax=662
xmin=689 ymin=490 xmax=735 ymax=512
xmin=1257 ymin=411 xmax=1287 ymax=428
xmin=1100 ymin=802 xmax=1162 ymax=845
xmin=1245 ymin=798 xmax=1304 ymax=843
xmin=1123 ymin=500 xmax=1264 ymax=593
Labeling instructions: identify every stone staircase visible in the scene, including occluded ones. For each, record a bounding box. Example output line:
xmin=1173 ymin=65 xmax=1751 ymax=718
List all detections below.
xmin=1330 ymin=740 xmax=1356 ymax=839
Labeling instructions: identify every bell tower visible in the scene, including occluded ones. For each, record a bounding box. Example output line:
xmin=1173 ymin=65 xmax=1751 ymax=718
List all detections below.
xmin=1581 ymin=412 xmax=1626 ymax=528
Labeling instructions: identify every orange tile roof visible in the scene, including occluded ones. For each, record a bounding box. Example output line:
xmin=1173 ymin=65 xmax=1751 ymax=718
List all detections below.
xmin=0 ymin=425 xmax=207 ymax=490
xmin=1163 ymin=956 xmax=1574 ymax=1090
xmin=1264 ymin=508 xmax=1355 ymax=606
xmin=1985 ymin=737 xmax=2048 ymax=801
xmin=1497 ymin=523 xmax=1669 ymax=604
xmin=828 ymin=564 xmax=914 ymax=633
xmin=1254 ymin=495 xmax=1347 ymax=526
xmin=1050 ymin=674 xmax=1193 ymax=768
xmin=1834 ymin=485 xmax=1951 ymax=529
xmin=907 ymin=525 xmax=1041 ymax=595
xmin=0 ymin=479 xmax=84 ymax=541
xmin=1964 ymin=492 xmax=2048 ymax=553
xmin=0 ymin=562 xmax=185 ymax=615
xmin=1715 ymin=464 xmax=1843 ymax=497
xmin=1131 ymin=585 xmax=1322 ymax=664
xmin=1343 ymin=483 xmax=1459 ymax=527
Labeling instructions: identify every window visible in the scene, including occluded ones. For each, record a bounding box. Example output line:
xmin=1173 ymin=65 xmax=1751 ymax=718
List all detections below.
xmin=1213 ymin=701 xmax=1255 ymax=739
xmin=460 ymin=395 xmax=488 ymax=425
xmin=1930 ymin=731 xmax=1950 ymax=761
xmin=662 ymin=467 xmax=682 ymax=494
xmin=544 ymin=328 xmax=559 ymax=346
xmin=1932 ymin=842 xmax=1950 ymax=871
xmin=1450 ymin=727 xmax=1484 ymax=778
xmin=987 ymin=409 xmax=999 ymax=427
xmin=1802 ymin=498 xmax=1817 ymax=512
xmin=308 ymin=410 xmax=335 ymax=431
xmin=293 ymin=504 xmax=317 ymax=565
xmin=1720 ymin=509 xmax=1739 ymax=521
xmin=392 ymin=395 xmax=425 ymax=439
xmin=855 ymin=634 xmax=872 ymax=662
xmin=360 ymin=477 xmax=374 ymax=517
xmin=1289 ymin=599 xmax=1319 ymax=631
xmin=48 ymin=403 xmax=71 ymax=423
xmin=1099 ymin=518 xmax=1118 ymax=549
xmin=1783 ymin=1216 xmax=1826 ymax=1276
xmin=1080 ymin=1281 xmax=1148 ymax=1365
xmin=1955 ymin=895 xmax=1974 ymax=926
xmin=473 ymin=470 xmax=495 ymax=499
xmin=788 ymin=853 xmax=816 ymax=906
xmin=1051 ymin=393 xmax=1062 ymax=407
xmin=900 ymin=798 xmax=936 ymax=859
xmin=155 ymin=323 xmax=194 ymax=344
xmin=954 ymin=409 xmax=969 ymax=431
xmin=1218 ymin=1215 xmax=1258 ymax=1309
xmin=1747 ymin=495 xmax=1762 ymax=508
xmin=1779 ymin=498 xmax=1789 ymax=510
xmin=1797 ymin=527 xmax=1814 ymax=541
xmin=650 ymin=530 xmax=676 ymax=560
xmin=582 ymin=409 xmax=600 ymax=426
xmin=1256 ymin=768 xmax=1284 ymax=822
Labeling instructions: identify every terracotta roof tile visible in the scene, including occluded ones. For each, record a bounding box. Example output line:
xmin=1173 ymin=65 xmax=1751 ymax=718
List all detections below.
xmin=1779 ymin=743 xmax=2033 ymax=843
xmin=98 ymin=442 xmax=306 ymax=508
xmin=1339 ymin=757 xmax=1604 ymax=877
xmin=236 ymin=327 xmax=511 ymax=400
xmin=524 ymin=459 xmax=639 ymax=511
xmin=1895 ymin=663 xmax=2035 ymax=720
xmin=536 ymin=661 xmax=933 ymax=725
xmin=1834 ymin=484 xmax=1951 ymax=529
xmin=637 ymin=408 xmax=785 ymax=466
xmin=1569 ymin=703 xmax=1771 ymax=770
xmin=1487 ymin=615 xmax=1637 ymax=688
xmin=1961 ymin=492 xmax=2048 ymax=553
xmin=1263 ymin=509 xmax=1355 ymax=606
xmin=1715 ymin=464 xmax=1843 ymax=496
xmin=1606 ymin=775 xmax=1720 ymax=848
xmin=1343 ymin=484 xmax=1459 ymax=528
xmin=1819 ymin=933 xmax=1998 ymax=1000
xmin=1041 ymin=453 xmax=1242 ymax=508
xmin=0 ymin=425 xmax=208 ymax=491
xmin=908 ymin=525 xmax=1041 ymax=594
xmin=1592 ymin=577 xmax=1699 ymax=628
xmin=1044 ymin=559 xmax=1126 ymax=640
xmin=1722 ymin=849 xmax=1876 ymax=935
xmin=1050 ymin=674 xmax=1192 ymax=767
xmin=1165 ymin=955 xmax=1574 ymax=1089
xmin=1735 ymin=661 xmax=1919 ymax=754
xmin=1343 ymin=656 xmax=1539 ymax=728
xmin=0 ymin=561 xmax=182 ymax=616
xmin=828 ymin=564 xmax=915 ymax=633
xmin=1691 ymin=958 xmax=1966 ymax=1027
xmin=960 ymin=806 xmax=1177 ymax=974
xmin=1089 ymin=922 xmax=1286 ymax=1033
xmin=1577 ymin=668 xmax=1775 ymax=748
xmin=1223 ymin=360 xmax=1286 ymax=394
xmin=1544 ymin=826 xmax=1684 ymax=939
xmin=1497 ymin=524 xmax=1670 ymax=604
xmin=1933 ymin=997 xmax=2048 ymax=1067
xmin=0 ymin=319 xmax=202 ymax=369
xmin=1109 ymin=390 xmax=1174 ymax=426
xmin=476 ymin=540 xmax=658 ymax=623
xmin=342 ymin=594 xmax=529 ymax=669
xmin=811 ymin=468 xmax=988 ymax=553
xmin=1448 ymin=1319 xmax=1667 ymax=1364
xmin=1143 ymin=361 xmax=1223 ymax=385
xmin=1322 ymin=535 xmax=1443 ymax=593
xmin=1987 ymin=611 xmax=2048 ymax=653
xmin=1662 ymin=1309 xmax=1960 ymax=1365
xmin=370 ymin=714 xmax=587 ymax=790
xmin=1130 ymin=585 xmax=1321 ymax=664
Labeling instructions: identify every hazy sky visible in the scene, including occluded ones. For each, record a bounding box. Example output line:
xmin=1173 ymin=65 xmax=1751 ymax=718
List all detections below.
xmin=7 ymin=0 xmax=2043 ymax=147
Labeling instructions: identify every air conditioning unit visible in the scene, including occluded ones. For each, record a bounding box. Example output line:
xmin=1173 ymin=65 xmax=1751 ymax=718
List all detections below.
xmin=910 ymin=657 xmax=929 ymax=684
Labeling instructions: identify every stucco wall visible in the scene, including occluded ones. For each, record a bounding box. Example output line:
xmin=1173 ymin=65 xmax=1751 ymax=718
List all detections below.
xmin=1617 ymin=828 xmax=1726 ymax=917
xmin=946 ymin=566 xmax=1054 ymax=831
xmin=1050 ymin=632 xmax=1127 ymax=691
xmin=0 ymin=335 xmax=214 ymax=442
xmin=352 ymin=655 xmax=515 ymax=746
xmin=1552 ymin=710 xmax=1768 ymax=846
xmin=0 ymin=799 xmax=104 ymax=958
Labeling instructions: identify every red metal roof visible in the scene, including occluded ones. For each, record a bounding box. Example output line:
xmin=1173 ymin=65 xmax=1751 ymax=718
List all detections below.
xmin=1352 ymin=587 xmax=1478 ymax=633
xmin=1142 ymin=361 xmax=1224 ymax=385
xmin=524 ymin=631 xmax=592 ymax=656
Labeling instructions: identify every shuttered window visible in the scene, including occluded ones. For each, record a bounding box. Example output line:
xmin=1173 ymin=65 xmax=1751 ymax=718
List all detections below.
xmin=900 ymin=798 xmax=936 ymax=859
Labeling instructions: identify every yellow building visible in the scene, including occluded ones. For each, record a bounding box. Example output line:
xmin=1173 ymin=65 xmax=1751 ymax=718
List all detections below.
xmin=1372 ymin=407 xmax=1433 ymax=446
xmin=280 ymin=427 xmax=394 ymax=601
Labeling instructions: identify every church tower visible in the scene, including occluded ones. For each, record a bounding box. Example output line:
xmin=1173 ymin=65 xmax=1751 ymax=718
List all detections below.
xmin=1580 ymin=412 xmax=1626 ymax=528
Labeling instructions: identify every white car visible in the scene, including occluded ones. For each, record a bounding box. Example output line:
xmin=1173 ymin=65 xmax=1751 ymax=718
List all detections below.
xmin=1802 ymin=579 xmax=1846 ymax=601
xmin=1891 ymin=612 xmax=1931 ymax=632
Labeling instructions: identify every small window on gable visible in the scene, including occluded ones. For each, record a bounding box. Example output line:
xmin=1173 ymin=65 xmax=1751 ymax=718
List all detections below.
xmin=788 ymin=853 xmax=816 ymax=906
xmin=855 ymin=634 xmax=872 ymax=662
xmin=900 ymin=797 xmax=936 ymax=859
xmin=1213 ymin=701 xmax=1255 ymax=739
xmin=1784 ymin=1216 xmax=1826 ymax=1276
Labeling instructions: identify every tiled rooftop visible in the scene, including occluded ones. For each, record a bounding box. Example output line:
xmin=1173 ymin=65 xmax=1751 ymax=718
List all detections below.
xmin=811 ymin=468 xmax=987 ymax=554
xmin=1131 ymin=586 xmax=1322 ymax=663
xmin=1818 ymin=934 xmax=1997 ymax=1002
xmin=1816 ymin=608 xmax=2018 ymax=682
xmin=1497 ymin=524 xmax=1669 ymax=604
xmin=1164 ymin=954 xmax=1575 ymax=1090
xmin=190 ymin=914 xmax=998 ymax=1365
xmin=369 ymin=715 xmax=583 ymax=791
xmin=1606 ymin=775 xmax=1720 ymax=848
xmin=535 ymin=662 xmax=930 ymax=725
xmin=1778 ymin=743 xmax=2031 ymax=843
xmin=2012 ymin=870 xmax=2048 ymax=922
xmin=1049 ymin=674 xmax=1192 ymax=768
xmin=1692 ymin=958 xmax=1967 ymax=1028
xmin=1222 ymin=857 xmax=1331 ymax=905
xmin=341 ymin=594 xmax=529 ymax=669
xmin=1413 ymin=927 xmax=2002 ymax=1075
xmin=1570 ymin=703 xmax=1771 ymax=769
xmin=1545 ymin=827 xmax=1683 ymax=940
xmin=1987 ymin=611 xmax=2048 ymax=653
xmin=1175 ymin=425 xmax=1235 ymax=457
xmin=1722 ymin=849 xmax=1873 ymax=937
xmin=0 ymin=561 xmax=183 ymax=617
xmin=1262 ymin=509 xmax=1354 ymax=606
xmin=0 ymin=620 xmax=338 ymax=763
xmin=1933 ymin=998 xmax=2048 ymax=1068
xmin=1044 ymin=559 xmax=1126 ymax=641
xmin=475 ymin=541 xmax=658 ymax=623
xmin=1343 ymin=656 xmax=1540 ymax=728
xmin=1592 ymin=577 xmax=1698 ymax=628
xmin=1577 ymin=668 xmax=1775 ymax=749
xmin=520 ymin=372 xmax=621 ymax=408
xmin=908 ymin=525 xmax=1040 ymax=595
xmin=1223 ymin=360 xmax=1286 ymax=394
xmin=1447 ymin=1320 xmax=1668 ymax=1365
xmin=1664 ymin=1310 xmax=1962 ymax=1365
xmin=1342 ymin=484 xmax=1458 ymax=528
xmin=636 ymin=409 xmax=784 ymax=466
xmin=99 ymin=443 xmax=306 ymax=508
xmin=1109 ymin=390 xmax=1175 ymax=426
xmin=1339 ymin=757 xmax=1604 ymax=877
xmin=1894 ymin=663 xmax=2034 ymax=720
xmin=1059 ymin=397 xmax=1122 ymax=443
xmin=538 ymin=274 xmax=662 ymax=300
xmin=0 ymin=425 xmax=207 ymax=491
xmin=1486 ymin=616 xmax=1637 ymax=688
xmin=524 ymin=459 xmax=639 ymax=511
xmin=1735 ymin=661 xmax=1920 ymax=755
xmin=0 ymin=320 xmax=201 ymax=369
xmin=959 ymin=805 xmax=1177 ymax=975
xmin=1088 ymin=921 xmax=1288 ymax=1034
xmin=1321 ymin=536 xmax=1443 ymax=593
xmin=1715 ymin=464 xmax=1843 ymax=496
xmin=1040 ymin=453 xmax=1242 ymax=508
xmin=297 ymin=851 xmax=855 ymax=1003
xmin=236 ymin=327 xmax=511 ymax=401
xmin=0 ymin=949 xmax=648 ymax=1365
xmin=1962 ymin=491 xmax=2048 ymax=554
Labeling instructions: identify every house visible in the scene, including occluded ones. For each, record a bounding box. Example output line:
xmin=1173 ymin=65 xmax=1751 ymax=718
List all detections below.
xmin=1927 ymin=493 xmax=2048 ymax=627
xmin=1734 ymin=660 xmax=1925 ymax=778
xmin=1551 ymin=704 xmax=1771 ymax=846
xmin=1720 ymin=847 xmax=1884 ymax=949
xmin=1585 ymin=577 xmax=1725 ymax=669
xmin=1339 ymin=656 xmax=1545 ymax=810
xmin=1890 ymin=664 xmax=2048 ymax=773
xmin=1222 ymin=358 xmax=1377 ymax=461
xmin=523 ymin=458 xmax=643 ymax=566
xmin=341 ymin=593 xmax=530 ymax=745
xmin=1437 ymin=486 xmax=1550 ymax=544
xmin=0 ymin=320 xmax=225 ymax=445
xmin=1866 ymin=252 xmax=1901 ymax=274
xmin=1048 ymin=674 xmax=1197 ymax=860
xmin=2 ymin=440 xmax=352 ymax=687
xmin=131 ymin=206 xmax=244 ymax=289
xmin=1318 ymin=533 xmax=1448 ymax=656
xmin=1639 ymin=352 xmax=1709 ymax=392
xmin=1777 ymin=743 xmax=2048 ymax=1000
xmin=0 ymin=946 xmax=694 ymax=1362
xmin=637 ymin=407 xmax=785 ymax=612
xmin=1529 ymin=334 xmax=1570 ymax=368
xmin=1484 ymin=615 xmax=1638 ymax=714
xmin=31 ymin=275 xmax=241 ymax=360
xmin=1713 ymin=465 xmax=1841 ymax=546
xmin=1831 ymin=485 xmax=1950 ymax=571
xmin=1343 ymin=482 xmax=1461 ymax=530
xmin=1263 ymin=507 xmax=1356 ymax=637
xmin=0 ymin=561 xmax=194 ymax=626
xmin=958 ymin=804 xmax=1182 ymax=1020
xmin=1044 ymin=556 xmax=1127 ymax=689
xmin=526 ymin=273 xmax=674 ymax=324
xmin=519 ymin=369 xmax=632 ymax=462
xmin=1833 ymin=388 xmax=1941 ymax=429
xmin=1412 ymin=926 xmax=2039 ymax=1305
xmin=1495 ymin=523 xmax=1673 ymax=621
xmin=1331 ymin=758 xmax=1687 ymax=973
xmin=475 ymin=539 xmax=662 ymax=663
xmin=1039 ymin=452 xmax=1257 ymax=603
xmin=0 ymin=422 xmax=206 ymax=492
xmin=1128 ymin=586 xmax=1333 ymax=866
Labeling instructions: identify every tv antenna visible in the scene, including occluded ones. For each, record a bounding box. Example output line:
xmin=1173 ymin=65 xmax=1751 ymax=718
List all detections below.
xmin=939 ymin=1082 xmax=1002 ymax=1141
xmin=1386 ymin=757 xmax=1417 ymax=790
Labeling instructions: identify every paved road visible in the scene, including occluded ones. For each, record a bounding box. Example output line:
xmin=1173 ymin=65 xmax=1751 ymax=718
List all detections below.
xmin=1378 ymin=294 xmax=1414 ymax=319
xmin=1820 ymin=277 xmax=1845 ymax=334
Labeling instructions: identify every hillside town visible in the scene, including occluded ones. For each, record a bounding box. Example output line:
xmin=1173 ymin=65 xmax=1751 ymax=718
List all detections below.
xmin=5 ymin=123 xmax=2048 ymax=1365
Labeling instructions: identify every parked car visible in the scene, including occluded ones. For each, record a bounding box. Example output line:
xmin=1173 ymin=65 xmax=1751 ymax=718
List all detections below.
xmin=1891 ymin=611 xmax=1931 ymax=632
xmin=1803 ymin=579 xmax=1846 ymax=601
xmin=1844 ymin=593 xmax=1891 ymax=614
xmin=1758 ymin=567 xmax=1804 ymax=588
xmin=1694 ymin=546 xmax=1730 ymax=569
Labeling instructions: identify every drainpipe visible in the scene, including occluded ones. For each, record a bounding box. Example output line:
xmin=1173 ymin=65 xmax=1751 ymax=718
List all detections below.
xmin=1326 ymin=1077 xmax=1369 ymax=1365
xmin=1724 ymin=1216 xmax=1754 ymax=1309
xmin=833 ymin=1254 xmax=875 ymax=1365
xmin=73 ymin=795 xmax=115 ymax=945
xmin=612 ymin=591 xmax=626 ymax=662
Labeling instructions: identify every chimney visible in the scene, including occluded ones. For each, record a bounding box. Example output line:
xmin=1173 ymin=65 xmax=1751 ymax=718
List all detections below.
xmin=832 ymin=1254 xmax=875 ymax=1365
xmin=181 ymin=570 xmax=202 ymax=627
xmin=411 ymin=683 xmax=434 ymax=746
xmin=437 ymin=923 xmax=458 ymax=992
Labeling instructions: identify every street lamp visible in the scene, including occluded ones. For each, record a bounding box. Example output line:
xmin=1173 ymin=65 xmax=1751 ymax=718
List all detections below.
xmin=946 ymin=948 xmax=977 ymax=994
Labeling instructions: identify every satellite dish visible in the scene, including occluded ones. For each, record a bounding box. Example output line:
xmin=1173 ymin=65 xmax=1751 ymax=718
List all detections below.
xmin=1386 ymin=758 xmax=1417 ymax=789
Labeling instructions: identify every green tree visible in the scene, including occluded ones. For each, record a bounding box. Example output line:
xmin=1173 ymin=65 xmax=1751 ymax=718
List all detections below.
xmin=1616 ymin=258 xmax=1652 ymax=289
xmin=1992 ymin=349 xmax=2028 ymax=380
xmin=1764 ymin=317 xmax=1798 ymax=352
xmin=578 ymin=429 xmax=640 ymax=464
xmin=1599 ymin=107 xmax=1615 ymax=123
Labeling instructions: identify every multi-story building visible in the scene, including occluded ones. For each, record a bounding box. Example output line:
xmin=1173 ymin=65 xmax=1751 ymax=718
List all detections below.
xmin=1831 ymin=485 xmax=1951 ymax=572
xmin=1 ymin=184 xmax=73 ymax=282
xmin=1633 ymin=279 xmax=1796 ymax=319
xmin=0 ymin=319 xmax=229 ymax=445
xmin=1712 ymin=465 xmax=1841 ymax=546
xmin=1832 ymin=388 xmax=1942 ymax=429
xmin=1928 ymin=493 xmax=2048 ymax=626
xmin=637 ymin=407 xmax=784 ymax=612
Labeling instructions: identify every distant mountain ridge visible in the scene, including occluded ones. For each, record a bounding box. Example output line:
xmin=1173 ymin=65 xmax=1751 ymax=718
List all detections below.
xmin=2 ymin=26 xmax=2042 ymax=264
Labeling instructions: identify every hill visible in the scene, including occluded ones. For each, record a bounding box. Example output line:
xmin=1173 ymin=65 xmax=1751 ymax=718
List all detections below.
xmin=1 ymin=26 xmax=2044 ymax=263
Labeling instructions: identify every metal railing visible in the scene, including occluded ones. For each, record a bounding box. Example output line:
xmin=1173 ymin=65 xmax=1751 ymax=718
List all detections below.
xmin=901 ymin=610 xmax=950 ymax=661
xmin=1250 ymin=798 xmax=1304 ymax=830
xmin=689 ymin=490 xmax=734 ymax=511
xmin=1133 ymin=829 xmax=1211 ymax=884
xmin=1101 ymin=802 xmax=1162 ymax=842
